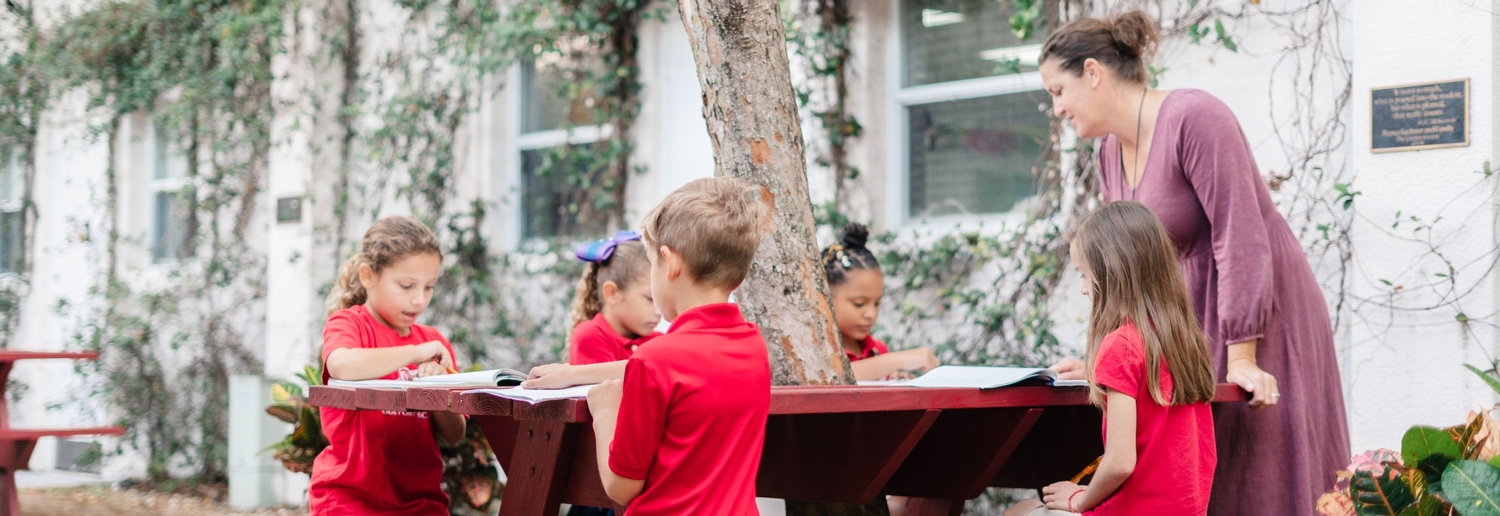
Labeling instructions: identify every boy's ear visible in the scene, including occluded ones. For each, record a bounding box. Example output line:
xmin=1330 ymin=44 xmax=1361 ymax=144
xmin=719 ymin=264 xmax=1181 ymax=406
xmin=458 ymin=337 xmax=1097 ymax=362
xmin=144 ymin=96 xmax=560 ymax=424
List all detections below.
xmin=660 ymin=245 xmax=684 ymax=282
xmin=358 ymin=264 xmax=376 ymax=290
xmin=601 ymin=280 xmax=621 ymax=304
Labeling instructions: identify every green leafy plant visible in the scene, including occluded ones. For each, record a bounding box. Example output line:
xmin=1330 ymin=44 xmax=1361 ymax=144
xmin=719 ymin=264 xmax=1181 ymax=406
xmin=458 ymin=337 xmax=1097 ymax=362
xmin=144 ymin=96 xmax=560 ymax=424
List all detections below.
xmin=1318 ymin=364 xmax=1500 ymax=515
xmin=264 ymin=365 xmax=328 ymax=475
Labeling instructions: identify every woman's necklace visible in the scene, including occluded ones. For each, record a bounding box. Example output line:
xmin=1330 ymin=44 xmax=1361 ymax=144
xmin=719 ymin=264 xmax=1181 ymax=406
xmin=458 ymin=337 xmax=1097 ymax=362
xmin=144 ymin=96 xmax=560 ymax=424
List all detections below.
xmin=1124 ymin=87 xmax=1148 ymax=201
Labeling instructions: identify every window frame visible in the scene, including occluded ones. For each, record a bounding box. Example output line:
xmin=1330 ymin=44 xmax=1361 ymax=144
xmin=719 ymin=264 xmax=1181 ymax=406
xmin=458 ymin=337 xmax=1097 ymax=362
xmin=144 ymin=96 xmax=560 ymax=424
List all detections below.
xmin=511 ymin=59 xmax=614 ymax=242
xmin=884 ymin=0 xmax=1053 ymax=230
xmin=148 ymin=119 xmax=193 ymax=265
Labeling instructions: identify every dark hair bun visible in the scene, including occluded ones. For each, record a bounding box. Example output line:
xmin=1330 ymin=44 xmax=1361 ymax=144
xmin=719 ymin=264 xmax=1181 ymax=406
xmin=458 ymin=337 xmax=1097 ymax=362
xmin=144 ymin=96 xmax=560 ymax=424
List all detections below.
xmin=840 ymin=222 xmax=870 ymax=250
xmin=1109 ymin=10 xmax=1160 ymax=61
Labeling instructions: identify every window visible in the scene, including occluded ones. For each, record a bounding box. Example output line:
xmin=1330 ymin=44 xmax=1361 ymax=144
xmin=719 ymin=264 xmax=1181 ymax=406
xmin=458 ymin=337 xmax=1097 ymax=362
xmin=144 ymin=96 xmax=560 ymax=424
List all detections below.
xmin=0 ymin=147 xmax=22 ymax=273
xmin=150 ymin=120 xmax=193 ymax=264
xmin=894 ymin=0 xmax=1055 ymax=221
xmin=516 ymin=57 xmax=610 ymax=240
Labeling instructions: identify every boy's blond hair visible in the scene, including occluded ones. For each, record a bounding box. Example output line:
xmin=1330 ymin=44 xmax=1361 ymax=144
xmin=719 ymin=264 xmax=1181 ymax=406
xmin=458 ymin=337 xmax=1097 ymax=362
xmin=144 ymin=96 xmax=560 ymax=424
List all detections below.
xmin=640 ymin=177 xmax=768 ymax=290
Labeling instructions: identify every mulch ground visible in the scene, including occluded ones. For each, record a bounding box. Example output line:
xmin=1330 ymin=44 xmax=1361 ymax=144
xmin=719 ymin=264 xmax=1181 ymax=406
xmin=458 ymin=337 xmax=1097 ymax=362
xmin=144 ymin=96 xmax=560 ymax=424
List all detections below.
xmin=19 ymin=485 xmax=308 ymax=516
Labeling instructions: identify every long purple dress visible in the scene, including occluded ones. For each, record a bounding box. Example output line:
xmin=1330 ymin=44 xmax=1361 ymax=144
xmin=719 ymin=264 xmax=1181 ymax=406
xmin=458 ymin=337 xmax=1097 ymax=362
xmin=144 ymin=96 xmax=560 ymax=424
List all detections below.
xmin=1098 ymin=89 xmax=1350 ymax=516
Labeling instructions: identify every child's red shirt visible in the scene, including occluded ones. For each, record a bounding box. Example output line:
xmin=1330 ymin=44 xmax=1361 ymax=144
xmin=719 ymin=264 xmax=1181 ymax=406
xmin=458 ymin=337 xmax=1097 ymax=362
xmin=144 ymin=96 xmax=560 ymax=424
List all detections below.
xmin=310 ymin=305 xmax=456 ymax=516
xmin=608 ymin=303 xmax=770 ymax=516
xmin=568 ymin=313 xmax=660 ymax=365
xmin=1088 ymin=322 xmax=1215 ymax=516
xmin=845 ymin=335 xmax=890 ymax=362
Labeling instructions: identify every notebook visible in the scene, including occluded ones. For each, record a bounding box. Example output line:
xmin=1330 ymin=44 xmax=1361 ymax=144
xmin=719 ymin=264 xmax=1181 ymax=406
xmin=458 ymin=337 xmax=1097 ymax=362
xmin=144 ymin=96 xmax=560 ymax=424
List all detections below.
xmin=859 ymin=366 xmax=1087 ymax=389
xmin=467 ymin=384 xmax=595 ymax=404
xmin=327 ymin=368 xmax=528 ymax=389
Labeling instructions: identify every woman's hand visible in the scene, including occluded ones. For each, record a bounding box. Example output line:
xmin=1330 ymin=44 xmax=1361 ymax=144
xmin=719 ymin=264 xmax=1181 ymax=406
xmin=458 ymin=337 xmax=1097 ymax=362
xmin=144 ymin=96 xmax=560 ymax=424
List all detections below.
xmin=1227 ymin=358 xmax=1279 ymax=409
xmin=1050 ymin=357 xmax=1087 ymax=381
xmin=1042 ymin=482 xmax=1086 ymax=512
xmin=1226 ymin=340 xmax=1279 ymax=409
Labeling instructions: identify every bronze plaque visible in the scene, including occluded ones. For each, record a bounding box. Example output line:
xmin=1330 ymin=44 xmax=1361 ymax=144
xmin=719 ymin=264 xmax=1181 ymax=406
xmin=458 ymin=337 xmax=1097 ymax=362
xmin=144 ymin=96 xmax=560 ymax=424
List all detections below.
xmin=1371 ymin=79 xmax=1469 ymax=153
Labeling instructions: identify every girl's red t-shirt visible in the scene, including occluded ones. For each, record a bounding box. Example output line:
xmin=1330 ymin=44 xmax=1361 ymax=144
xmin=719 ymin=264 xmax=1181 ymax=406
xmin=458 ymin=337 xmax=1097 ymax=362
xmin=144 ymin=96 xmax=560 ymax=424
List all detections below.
xmin=845 ymin=335 xmax=890 ymax=363
xmin=310 ymin=305 xmax=456 ymax=516
xmin=1087 ymin=322 xmax=1215 ymax=516
xmin=568 ymin=313 xmax=660 ymax=365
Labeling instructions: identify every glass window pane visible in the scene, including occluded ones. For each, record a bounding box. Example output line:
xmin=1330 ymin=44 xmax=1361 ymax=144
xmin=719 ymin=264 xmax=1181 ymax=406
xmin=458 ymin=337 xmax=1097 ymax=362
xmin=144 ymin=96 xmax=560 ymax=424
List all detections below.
xmin=520 ymin=147 xmax=609 ymax=240
xmin=0 ymin=147 xmax=14 ymax=203
xmin=907 ymin=92 xmax=1052 ymax=218
xmin=0 ymin=211 xmax=19 ymax=273
xmin=900 ymin=0 xmax=1048 ymax=87
xmin=520 ymin=58 xmax=601 ymax=134
xmin=154 ymin=121 xmax=186 ymax=180
xmin=152 ymin=190 xmax=191 ymax=263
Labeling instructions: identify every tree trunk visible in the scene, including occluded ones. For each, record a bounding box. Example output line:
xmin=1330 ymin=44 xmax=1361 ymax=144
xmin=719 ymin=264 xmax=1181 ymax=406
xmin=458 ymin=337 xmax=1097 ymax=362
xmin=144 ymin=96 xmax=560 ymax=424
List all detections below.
xmin=675 ymin=1 xmax=886 ymax=514
xmin=675 ymin=0 xmax=852 ymax=388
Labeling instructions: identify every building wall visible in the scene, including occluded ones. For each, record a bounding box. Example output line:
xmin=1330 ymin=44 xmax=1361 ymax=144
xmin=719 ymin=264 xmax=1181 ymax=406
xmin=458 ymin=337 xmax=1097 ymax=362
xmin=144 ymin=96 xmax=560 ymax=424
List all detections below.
xmin=11 ymin=0 xmax=1495 ymax=502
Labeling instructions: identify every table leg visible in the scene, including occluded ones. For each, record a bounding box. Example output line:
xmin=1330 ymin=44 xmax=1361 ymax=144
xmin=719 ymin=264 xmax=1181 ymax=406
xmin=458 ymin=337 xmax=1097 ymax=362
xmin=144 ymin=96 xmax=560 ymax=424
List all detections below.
xmin=498 ymin=420 xmax=579 ymax=516
xmin=901 ymin=497 xmax=962 ymax=516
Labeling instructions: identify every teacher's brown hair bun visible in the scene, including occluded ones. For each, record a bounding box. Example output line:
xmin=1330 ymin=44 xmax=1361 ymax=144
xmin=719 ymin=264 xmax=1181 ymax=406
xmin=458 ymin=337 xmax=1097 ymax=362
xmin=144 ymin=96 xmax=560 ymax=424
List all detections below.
xmin=1040 ymin=9 xmax=1161 ymax=85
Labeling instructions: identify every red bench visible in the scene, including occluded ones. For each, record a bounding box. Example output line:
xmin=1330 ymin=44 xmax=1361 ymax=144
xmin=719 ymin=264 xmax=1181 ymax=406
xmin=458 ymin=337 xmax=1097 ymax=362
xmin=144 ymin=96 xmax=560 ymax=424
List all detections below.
xmin=0 ymin=351 xmax=125 ymax=516
xmin=310 ymin=383 xmax=1246 ymax=516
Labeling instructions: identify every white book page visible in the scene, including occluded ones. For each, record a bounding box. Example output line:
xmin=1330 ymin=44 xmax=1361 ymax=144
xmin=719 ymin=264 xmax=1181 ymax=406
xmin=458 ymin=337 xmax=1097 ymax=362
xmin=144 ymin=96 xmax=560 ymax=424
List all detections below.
xmin=469 ymin=384 xmax=596 ymax=404
xmin=900 ymin=366 xmax=1052 ymax=389
xmin=411 ymin=370 xmax=503 ymax=386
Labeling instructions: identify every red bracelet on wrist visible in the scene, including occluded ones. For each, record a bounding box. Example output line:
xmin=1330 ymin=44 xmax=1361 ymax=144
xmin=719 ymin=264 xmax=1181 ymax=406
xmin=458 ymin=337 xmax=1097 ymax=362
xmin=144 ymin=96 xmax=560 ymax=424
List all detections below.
xmin=1068 ymin=489 xmax=1084 ymax=512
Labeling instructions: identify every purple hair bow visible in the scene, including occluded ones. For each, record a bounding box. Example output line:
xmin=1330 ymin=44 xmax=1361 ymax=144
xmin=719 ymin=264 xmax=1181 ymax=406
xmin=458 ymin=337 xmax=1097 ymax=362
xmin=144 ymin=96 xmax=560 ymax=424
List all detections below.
xmin=576 ymin=230 xmax=642 ymax=263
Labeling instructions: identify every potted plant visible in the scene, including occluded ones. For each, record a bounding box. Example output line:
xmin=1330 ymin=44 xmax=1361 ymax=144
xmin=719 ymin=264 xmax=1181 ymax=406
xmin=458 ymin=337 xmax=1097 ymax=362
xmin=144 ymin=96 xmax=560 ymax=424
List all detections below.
xmin=1318 ymin=364 xmax=1500 ymax=516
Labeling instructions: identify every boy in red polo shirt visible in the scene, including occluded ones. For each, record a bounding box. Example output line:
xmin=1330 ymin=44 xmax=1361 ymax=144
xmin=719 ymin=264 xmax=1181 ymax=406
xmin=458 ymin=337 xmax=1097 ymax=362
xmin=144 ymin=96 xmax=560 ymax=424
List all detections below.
xmin=584 ymin=177 xmax=771 ymax=515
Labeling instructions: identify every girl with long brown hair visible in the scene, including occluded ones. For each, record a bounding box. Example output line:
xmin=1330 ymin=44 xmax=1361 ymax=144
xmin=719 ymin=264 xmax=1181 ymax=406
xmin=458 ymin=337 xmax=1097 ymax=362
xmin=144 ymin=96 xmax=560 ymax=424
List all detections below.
xmin=1008 ymin=202 xmax=1216 ymax=516
xmin=1039 ymin=9 xmax=1348 ymax=515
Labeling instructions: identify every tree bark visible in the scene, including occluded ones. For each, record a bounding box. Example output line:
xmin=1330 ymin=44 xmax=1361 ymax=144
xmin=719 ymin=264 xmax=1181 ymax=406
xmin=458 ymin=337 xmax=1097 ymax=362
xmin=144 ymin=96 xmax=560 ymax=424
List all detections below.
xmin=675 ymin=1 xmax=885 ymax=514
xmin=676 ymin=0 xmax=852 ymax=388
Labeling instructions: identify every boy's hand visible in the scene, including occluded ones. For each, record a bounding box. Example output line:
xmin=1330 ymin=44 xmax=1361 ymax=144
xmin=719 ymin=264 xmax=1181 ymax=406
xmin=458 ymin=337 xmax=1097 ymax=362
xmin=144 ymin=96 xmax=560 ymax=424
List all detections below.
xmin=894 ymin=348 xmax=939 ymax=372
xmin=1041 ymin=481 xmax=1085 ymax=511
xmin=413 ymin=360 xmax=448 ymax=378
xmin=412 ymin=341 xmax=453 ymax=370
xmin=522 ymin=363 xmax=573 ymax=389
xmin=1050 ymin=357 xmax=1087 ymax=381
xmin=586 ymin=379 xmax=625 ymax=418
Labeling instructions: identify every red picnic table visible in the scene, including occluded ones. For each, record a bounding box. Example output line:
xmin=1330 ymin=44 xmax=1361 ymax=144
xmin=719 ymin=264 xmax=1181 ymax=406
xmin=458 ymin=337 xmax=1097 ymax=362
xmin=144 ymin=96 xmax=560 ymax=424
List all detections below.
xmin=310 ymin=382 xmax=1246 ymax=516
xmin=0 ymin=351 xmax=125 ymax=516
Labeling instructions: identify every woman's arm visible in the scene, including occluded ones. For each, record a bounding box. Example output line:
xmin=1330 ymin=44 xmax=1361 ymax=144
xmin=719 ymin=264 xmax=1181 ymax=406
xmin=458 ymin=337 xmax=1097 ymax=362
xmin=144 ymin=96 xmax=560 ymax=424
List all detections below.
xmin=522 ymin=361 xmax=627 ymax=389
xmin=850 ymin=348 xmax=939 ymax=381
xmin=325 ymin=341 xmax=451 ymax=380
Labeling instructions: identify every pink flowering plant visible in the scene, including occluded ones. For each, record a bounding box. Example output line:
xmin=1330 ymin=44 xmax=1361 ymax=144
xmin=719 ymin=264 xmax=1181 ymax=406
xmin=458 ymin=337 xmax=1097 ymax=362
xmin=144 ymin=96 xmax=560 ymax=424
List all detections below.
xmin=1318 ymin=365 xmax=1500 ymax=516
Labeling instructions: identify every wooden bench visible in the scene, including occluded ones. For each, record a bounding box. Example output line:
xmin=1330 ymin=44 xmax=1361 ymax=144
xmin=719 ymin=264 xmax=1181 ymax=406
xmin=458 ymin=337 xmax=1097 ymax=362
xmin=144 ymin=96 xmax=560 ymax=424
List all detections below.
xmin=310 ymin=383 xmax=1246 ymax=516
xmin=0 ymin=351 xmax=125 ymax=516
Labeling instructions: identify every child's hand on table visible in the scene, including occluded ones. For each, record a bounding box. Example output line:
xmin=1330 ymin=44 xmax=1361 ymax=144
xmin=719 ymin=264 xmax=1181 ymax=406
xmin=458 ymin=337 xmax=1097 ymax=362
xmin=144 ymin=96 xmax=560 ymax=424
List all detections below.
xmin=892 ymin=348 xmax=939 ymax=372
xmin=1042 ymin=481 xmax=1086 ymax=512
xmin=586 ymin=379 xmax=625 ymax=418
xmin=412 ymin=341 xmax=453 ymax=370
xmin=522 ymin=363 xmax=573 ymax=389
xmin=412 ymin=360 xmax=448 ymax=378
xmin=1050 ymin=357 xmax=1087 ymax=381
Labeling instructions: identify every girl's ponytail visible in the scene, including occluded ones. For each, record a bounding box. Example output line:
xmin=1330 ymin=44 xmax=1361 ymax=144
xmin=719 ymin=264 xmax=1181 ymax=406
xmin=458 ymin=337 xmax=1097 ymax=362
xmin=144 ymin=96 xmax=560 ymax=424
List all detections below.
xmin=570 ymin=262 xmax=604 ymax=328
xmin=326 ymin=254 xmax=369 ymax=316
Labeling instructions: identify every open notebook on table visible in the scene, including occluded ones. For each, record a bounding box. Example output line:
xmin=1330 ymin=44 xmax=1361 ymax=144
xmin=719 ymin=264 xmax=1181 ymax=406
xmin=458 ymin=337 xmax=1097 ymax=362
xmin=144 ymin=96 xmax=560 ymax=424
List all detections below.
xmin=857 ymin=365 xmax=1089 ymax=388
xmin=327 ymin=368 xmax=528 ymax=389
xmin=467 ymin=384 xmax=596 ymax=404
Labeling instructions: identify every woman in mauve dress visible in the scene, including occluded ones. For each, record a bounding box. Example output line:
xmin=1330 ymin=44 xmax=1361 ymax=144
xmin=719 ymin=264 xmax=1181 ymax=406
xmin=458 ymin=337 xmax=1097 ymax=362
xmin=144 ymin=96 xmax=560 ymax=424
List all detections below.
xmin=1039 ymin=10 xmax=1350 ymax=515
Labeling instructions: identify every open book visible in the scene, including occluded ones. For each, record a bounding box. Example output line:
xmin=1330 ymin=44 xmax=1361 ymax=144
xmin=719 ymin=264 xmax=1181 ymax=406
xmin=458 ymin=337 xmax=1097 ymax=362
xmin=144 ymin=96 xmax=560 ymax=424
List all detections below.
xmin=857 ymin=366 xmax=1088 ymax=389
xmin=327 ymin=368 xmax=528 ymax=389
xmin=467 ymin=384 xmax=595 ymax=404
